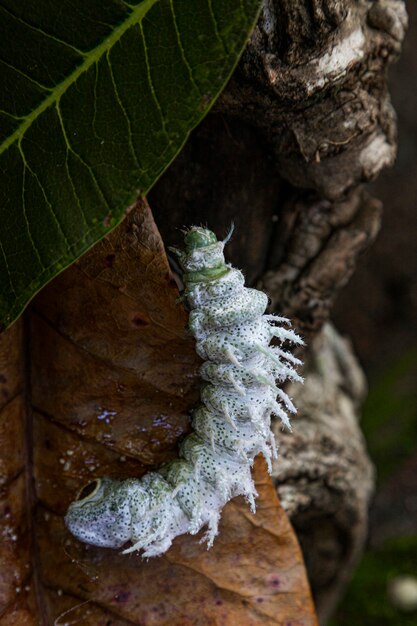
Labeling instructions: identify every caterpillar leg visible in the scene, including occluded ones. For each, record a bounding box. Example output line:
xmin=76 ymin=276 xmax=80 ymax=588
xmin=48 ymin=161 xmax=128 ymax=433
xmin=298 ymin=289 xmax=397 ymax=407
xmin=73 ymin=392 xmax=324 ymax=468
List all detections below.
xmin=142 ymin=535 xmax=174 ymax=558
xmin=200 ymin=510 xmax=221 ymax=548
xmin=123 ymin=511 xmax=170 ymax=554
xmin=242 ymin=479 xmax=258 ymax=514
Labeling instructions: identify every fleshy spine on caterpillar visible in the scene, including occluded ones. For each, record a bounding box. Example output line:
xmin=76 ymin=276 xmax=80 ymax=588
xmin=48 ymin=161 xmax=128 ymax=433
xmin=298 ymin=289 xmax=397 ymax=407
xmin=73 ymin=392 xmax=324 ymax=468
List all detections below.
xmin=65 ymin=226 xmax=304 ymax=557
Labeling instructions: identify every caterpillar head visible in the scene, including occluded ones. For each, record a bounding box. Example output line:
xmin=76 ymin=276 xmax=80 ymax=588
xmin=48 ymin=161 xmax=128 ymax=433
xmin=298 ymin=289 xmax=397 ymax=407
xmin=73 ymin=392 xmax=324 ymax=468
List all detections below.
xmin=171 ymin=227 xmax=231 ymax=282
xmin=184 ymin=227 xmax=217 ymax=250
xmin=65 ymin=477 xmax=134 ymax=548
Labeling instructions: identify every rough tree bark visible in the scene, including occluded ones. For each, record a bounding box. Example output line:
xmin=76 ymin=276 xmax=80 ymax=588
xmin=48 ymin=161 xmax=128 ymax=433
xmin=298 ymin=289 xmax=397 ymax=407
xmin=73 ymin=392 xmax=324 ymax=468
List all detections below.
xmin=148 ymin=1 xmax=407 ymax=622
xmin=273 ymin=324 xmax=374 ymax=622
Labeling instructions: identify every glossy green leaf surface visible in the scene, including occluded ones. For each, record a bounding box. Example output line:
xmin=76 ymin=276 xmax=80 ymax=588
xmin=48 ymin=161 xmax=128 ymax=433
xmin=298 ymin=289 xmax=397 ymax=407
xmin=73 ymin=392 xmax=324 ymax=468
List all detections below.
xmin=0 ymin=0 xmax=261 ymax=328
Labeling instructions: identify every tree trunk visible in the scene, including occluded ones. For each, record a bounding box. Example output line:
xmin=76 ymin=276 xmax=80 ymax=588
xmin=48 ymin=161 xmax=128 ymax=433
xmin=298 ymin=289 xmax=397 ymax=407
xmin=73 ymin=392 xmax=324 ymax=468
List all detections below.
xmin=148 ymin=1 xmax=407 ymax=621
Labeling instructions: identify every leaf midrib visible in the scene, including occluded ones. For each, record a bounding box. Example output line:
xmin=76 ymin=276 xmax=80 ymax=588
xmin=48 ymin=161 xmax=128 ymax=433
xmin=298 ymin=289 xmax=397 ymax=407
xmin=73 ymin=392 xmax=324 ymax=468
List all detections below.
xmin=0 ymin=0 xmax=158 ymax=155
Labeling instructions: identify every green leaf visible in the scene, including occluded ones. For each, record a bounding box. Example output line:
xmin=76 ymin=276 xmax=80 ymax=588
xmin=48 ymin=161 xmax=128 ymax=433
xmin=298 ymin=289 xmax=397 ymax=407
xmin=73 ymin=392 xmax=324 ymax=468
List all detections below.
xmin=0 ymin=0 xmax=261 ymax=328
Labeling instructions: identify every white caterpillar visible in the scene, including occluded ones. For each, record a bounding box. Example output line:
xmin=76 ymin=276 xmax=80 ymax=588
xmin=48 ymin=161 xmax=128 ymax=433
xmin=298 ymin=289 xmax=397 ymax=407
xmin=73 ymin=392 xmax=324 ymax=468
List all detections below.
xmin=65 ymin=227 xmax=303 ymax=557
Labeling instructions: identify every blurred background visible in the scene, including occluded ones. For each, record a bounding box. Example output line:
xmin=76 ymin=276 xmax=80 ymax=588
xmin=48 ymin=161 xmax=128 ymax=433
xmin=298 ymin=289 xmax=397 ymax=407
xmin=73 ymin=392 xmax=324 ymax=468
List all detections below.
xmin=330 ymin=3 xmax=417 ymax=624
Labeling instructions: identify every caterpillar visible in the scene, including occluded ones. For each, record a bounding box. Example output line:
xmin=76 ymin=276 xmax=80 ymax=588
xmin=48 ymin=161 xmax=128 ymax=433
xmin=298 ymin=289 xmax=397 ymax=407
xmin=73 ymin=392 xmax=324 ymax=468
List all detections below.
xmin=65 ymin=226 xmax=303 ymax=557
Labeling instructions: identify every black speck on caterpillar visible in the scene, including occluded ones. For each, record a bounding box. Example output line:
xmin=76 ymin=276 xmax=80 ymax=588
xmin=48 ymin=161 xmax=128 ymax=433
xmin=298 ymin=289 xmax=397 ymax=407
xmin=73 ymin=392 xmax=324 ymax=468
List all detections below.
xmin=65 ymin=226 xmax=304 ymax=557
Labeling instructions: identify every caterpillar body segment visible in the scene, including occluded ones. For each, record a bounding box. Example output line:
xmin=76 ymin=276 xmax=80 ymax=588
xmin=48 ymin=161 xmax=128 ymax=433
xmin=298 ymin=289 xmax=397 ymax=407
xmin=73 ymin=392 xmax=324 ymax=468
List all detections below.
xmin=65 ymin=227 xmax=303 ymax=556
